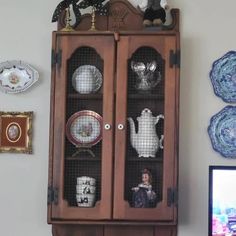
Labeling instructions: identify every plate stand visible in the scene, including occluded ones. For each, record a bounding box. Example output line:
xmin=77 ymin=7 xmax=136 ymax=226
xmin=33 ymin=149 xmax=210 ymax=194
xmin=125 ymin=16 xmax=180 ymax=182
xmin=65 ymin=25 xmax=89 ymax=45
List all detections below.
xmin=72 ymin=145 xmax=95 ymax=158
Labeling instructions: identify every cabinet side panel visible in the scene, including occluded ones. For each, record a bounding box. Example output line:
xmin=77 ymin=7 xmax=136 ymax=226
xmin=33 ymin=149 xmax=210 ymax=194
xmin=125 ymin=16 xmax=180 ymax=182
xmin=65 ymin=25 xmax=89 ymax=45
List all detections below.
xmin=48 ymin=32 xmax=57 ymax=223
xmin=174 ymin=32 xmax=180 ymax=222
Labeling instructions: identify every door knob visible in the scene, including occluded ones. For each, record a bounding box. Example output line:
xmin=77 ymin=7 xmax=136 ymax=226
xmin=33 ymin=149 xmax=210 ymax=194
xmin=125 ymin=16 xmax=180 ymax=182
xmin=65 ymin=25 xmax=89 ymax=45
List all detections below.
xmin=104 ymin=124 xmax=111 ymax=130
xmin=118 ymin=124 xmax=124 ymax=130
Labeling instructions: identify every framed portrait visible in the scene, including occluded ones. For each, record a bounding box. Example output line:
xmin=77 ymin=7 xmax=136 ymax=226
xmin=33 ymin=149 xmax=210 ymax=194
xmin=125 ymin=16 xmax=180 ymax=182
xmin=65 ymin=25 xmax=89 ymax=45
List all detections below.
xmin=0 ymin=111 xmax=33 ymax=154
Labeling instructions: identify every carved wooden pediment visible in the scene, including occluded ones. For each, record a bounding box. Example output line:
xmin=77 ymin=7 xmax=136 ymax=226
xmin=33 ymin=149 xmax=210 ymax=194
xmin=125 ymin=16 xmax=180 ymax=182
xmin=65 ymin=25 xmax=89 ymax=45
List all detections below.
xmin=57 ymin=0 xmax=179 ymax=32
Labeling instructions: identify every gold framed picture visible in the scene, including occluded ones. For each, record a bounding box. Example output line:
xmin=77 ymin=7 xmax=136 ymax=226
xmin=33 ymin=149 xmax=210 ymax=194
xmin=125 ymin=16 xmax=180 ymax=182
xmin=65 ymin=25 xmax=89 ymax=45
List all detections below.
xmin=0 ymin=112 xmax=33 ymax=154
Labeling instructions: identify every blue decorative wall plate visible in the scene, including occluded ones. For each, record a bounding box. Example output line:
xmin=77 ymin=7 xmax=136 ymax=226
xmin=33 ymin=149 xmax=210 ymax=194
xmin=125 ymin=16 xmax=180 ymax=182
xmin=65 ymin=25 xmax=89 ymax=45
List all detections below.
xmin=208 ymin=106 xmax=236 ymax=158
xmin=210 ymin=51 xmax=236 ymax=103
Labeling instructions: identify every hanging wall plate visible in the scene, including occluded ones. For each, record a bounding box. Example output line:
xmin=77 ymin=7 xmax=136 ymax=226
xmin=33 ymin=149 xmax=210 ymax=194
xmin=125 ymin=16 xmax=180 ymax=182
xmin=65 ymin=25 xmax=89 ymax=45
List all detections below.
xmin=0 ymin=60 xmax=39 ymax=94
xmin=208 ymin=106 xmax=236 ymax=158
xmin=66 ymin=110 xmax=102 ymax=147
xmin=210 ymin=51 xmax=236 ymax=103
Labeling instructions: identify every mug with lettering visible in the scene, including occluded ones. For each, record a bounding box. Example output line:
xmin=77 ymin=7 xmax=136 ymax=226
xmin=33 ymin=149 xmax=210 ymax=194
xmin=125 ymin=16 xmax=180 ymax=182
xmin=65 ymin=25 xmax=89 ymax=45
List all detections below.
xmin=76 ymin=176 xmax=96 ymax=207
xmin=77 ymin=176 xmax=96 ymax=186
xmin=76 ymin=193 xmax=96 ymax=207
xmin=76 ymin=184 xmax=96 ymax=194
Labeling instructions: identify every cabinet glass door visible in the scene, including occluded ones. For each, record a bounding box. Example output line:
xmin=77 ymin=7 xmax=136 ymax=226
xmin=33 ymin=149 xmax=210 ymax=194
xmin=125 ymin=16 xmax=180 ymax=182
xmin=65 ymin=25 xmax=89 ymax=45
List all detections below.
xmin=113 ymin=35 xmax=178 ymax=221
xmin=50 ymin=34 xmax=115 ymax=220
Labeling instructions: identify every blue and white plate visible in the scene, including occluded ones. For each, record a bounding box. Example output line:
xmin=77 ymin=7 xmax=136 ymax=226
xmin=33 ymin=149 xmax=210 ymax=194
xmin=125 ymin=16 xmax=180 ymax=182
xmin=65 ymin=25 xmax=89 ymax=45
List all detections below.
xmin=210 ymin=51 xmax=236 ymax=103
xmin=208 ymin=106 xmax=236 ymax=158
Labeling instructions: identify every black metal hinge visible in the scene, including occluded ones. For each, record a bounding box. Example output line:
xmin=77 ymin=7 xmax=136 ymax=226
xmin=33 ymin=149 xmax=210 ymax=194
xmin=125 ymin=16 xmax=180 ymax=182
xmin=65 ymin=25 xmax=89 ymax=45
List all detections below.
xmin=51 ymin=49 xmax=62 ymax=68
xmin=169 ymin=50 xmax=180 ymax=68
xmin=47 ymin=186 xmax=59 ymax=205
xmin=167 ymin=188 xmax=178 ymax=207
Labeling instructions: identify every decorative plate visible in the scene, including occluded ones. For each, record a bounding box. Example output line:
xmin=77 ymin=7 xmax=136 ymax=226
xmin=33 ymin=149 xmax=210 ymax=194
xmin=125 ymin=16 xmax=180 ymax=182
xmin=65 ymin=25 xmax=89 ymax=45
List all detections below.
xmin=72 ymin=65 xmax=102 ymax=94
xmin=66 ymin=110 xmax=102 ymax=146
xmin=210 ymin=51 xmax=236 ymax=103
xmin=0 ymin=60 xmax=39 ymax=93
xmin=208 ymin=106 xmax=236 ymax=158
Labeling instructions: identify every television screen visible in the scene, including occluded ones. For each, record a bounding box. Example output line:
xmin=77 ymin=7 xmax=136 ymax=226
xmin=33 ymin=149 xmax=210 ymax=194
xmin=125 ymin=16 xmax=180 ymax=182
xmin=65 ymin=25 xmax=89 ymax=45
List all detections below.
xmin=209 ymin=166 xmax=236 ymax=236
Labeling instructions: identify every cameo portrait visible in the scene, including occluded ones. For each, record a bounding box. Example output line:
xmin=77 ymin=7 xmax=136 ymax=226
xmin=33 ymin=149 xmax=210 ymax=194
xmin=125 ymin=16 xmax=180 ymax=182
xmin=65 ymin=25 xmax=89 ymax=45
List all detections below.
xmin=6 ymin=122 xmax=21 ymax=142
xmin=0 ymin=112 xmax=33 ymax=154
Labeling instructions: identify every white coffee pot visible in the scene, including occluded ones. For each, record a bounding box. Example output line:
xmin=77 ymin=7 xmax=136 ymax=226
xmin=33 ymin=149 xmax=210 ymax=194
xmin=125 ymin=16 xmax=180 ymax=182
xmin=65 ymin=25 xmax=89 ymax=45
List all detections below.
xmin=128 ymin=108 xmax=164 ymax=158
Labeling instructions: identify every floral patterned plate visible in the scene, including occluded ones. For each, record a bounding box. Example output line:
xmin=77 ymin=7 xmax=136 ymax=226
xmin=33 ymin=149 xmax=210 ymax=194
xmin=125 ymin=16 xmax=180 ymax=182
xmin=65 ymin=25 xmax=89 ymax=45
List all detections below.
xmin=66 ymin=110 xmax=102 ymax=146
xmin=208 ymin=106 xmax=236 ymax=158
xmin=210 ymin=51 xmax=236 ymax=103
xmin=0 ymin=60 xmax=39 ymax=93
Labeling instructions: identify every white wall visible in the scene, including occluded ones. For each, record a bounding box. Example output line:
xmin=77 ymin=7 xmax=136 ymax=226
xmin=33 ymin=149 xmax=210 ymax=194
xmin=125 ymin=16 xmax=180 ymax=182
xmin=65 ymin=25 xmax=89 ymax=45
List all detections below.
xmin=0 ymin=1 xmax=55 ymax=236
xmin=0 ymin=0 xmax=235 ymax=236
xmin=177 ymin=0 xmax=236 ymax=235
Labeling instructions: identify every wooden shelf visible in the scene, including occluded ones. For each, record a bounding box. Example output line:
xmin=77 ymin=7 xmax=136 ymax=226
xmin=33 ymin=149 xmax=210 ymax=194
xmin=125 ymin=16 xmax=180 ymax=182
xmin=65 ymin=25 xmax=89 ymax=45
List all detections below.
xmin=128 ymin=94 xmax=164 ymax=100
xmin=127 ymin=157 xmax=163 ymax=162
xmin=68 ymin=93 xmax=103 ymax=100
xmin=68 ymin=93 xmax=163 ymax=100
xmin=66 ymin=156 xmax=101 ymax=161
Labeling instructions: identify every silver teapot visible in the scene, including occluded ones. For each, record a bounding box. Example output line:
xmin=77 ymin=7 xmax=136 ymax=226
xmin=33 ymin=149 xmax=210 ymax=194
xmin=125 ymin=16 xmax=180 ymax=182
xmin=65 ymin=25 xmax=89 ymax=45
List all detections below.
xmin=128 ymin=108 xmax=164 ymax=158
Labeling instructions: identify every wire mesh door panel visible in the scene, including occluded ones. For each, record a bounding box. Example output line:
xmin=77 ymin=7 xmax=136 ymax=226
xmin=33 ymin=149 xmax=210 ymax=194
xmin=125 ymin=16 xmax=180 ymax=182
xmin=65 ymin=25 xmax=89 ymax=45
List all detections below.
xmin=51 ymin=34 xmax=115 ymax=220
xmin=114 ymin=35 xmax=178 ymax=221
xmin=125 ymin=46 xmax=165 ymax=208
xmin=65 ymin=47 xmax=103 ymax=208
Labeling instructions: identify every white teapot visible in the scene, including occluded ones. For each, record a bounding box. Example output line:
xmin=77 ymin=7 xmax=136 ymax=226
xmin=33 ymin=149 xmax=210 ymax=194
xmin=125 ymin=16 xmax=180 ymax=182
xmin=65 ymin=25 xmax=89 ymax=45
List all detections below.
xmin=128 ymin=108 xmax=164 ymax=158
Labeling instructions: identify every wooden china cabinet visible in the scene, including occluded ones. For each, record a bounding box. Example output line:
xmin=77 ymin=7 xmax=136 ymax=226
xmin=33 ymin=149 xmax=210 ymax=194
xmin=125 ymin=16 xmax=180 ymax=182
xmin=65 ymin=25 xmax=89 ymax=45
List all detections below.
xmin=48 ymin=0 xmax=180 ymax=235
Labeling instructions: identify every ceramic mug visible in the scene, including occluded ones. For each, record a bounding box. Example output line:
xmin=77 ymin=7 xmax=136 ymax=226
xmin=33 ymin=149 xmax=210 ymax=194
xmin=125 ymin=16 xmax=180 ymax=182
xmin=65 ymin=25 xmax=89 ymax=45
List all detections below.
xmin=77 ymin=176 xmax=96 ymax=186
xmin=76 ymin=193 xmax=96 ymax=207
xmin=76 ymin=184 xmax=96 ymax=194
